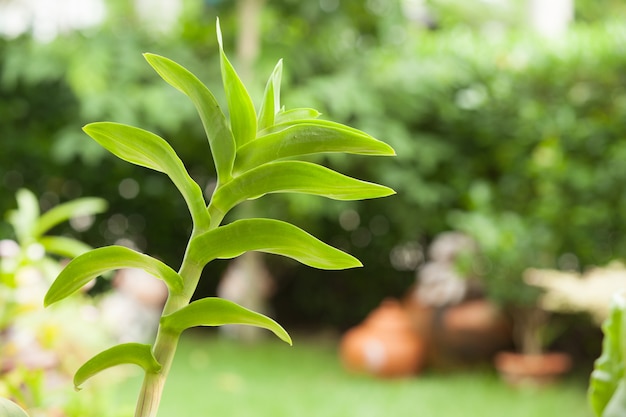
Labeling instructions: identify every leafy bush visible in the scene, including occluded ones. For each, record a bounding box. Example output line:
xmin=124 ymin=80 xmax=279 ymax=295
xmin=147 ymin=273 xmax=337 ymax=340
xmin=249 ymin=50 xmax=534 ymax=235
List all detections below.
xmin=2 ymin=3 xmax=626 ymax=327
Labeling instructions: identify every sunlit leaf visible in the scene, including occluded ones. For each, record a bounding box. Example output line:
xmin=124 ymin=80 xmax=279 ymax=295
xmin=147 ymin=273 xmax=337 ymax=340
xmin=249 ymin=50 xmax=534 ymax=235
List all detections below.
xmin=74 ymin=343 xmax=161 ymax=390
xmin=34 ymin=197 xmax=107 ymax=238
xmin=45 ymin=246 xmax=183 ymax=306
xmin=144 ymin=53 xmax=236 ymax=182
xmin=7 ymin=188 xmax=39 ymax=244
xmin=234 ymin=121 xmax=396 ymax=174
xmin=0 ymin=398 xmax=30 ymax=417
xmin=589 ymin=292 xmax=626 ymax=417
xmin=210 ymin=161 xmax=395 ymax=216
xmin=257 ymin=60 xmax=283 ymax=131
xmin=189 ymin=218 xmax=361 ymax=270
xmin=39 ymin=236 xmax=92 ymax=259
xmin=160 ymin=297 xmax=291 ymax=345
xmin=217 ymin=18 xmax=257 ymax=148
xmin=274 ymin=108 xmax=321 ymax=125
xmin=83 ymin=122 xmax=208 ymax=227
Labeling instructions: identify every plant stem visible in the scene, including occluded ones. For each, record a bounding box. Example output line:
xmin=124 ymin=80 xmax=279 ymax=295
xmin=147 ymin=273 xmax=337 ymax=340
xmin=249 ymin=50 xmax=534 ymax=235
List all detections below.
xmin=134 ymin=238 xmax=206 ymax=417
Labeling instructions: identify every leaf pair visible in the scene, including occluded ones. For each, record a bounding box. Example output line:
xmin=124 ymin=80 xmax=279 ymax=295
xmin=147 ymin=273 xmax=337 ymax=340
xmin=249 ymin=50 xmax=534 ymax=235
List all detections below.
xmin=72 ymin=298 xmax=290 ymax=391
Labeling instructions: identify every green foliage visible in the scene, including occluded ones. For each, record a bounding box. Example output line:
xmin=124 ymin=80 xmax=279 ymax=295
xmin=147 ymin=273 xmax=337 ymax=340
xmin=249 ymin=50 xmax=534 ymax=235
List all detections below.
xmin=0 ymin=398 xmax=30 ymax=417
xmin=4 ymin=1 xmax=626 ymax=329
xmin=74 ymin=344 xmax=161 ymax=391
xmin=44 ymin=20 xmax=394 ymax=416
xmin=160 ymin=298 xmax=291 ymax=344
xmin=589 ymin=292 xmax=626 ymax=417
xmin=0 ymin=189 xmax=113 ymax=416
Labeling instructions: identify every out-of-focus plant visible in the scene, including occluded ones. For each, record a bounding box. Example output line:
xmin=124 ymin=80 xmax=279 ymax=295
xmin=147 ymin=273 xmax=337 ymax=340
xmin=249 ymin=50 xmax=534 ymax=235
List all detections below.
xmin=589 ymin=291 xmax=626 ymax=417
xmin=28 ymin=19 xmax=395 ymax=417
xmin=448 ymin=182 xmax=555 ymax=354
xmin=5 ymin=1 xmax=626 ymax=330
xmin=0 ymin=189 xmax=117 ymax=416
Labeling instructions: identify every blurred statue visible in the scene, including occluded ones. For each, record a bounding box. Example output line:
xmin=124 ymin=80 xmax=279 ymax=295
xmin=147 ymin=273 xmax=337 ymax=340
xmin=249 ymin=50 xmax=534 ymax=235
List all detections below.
xmin=415 ymin=232 xmax=478 ymax=307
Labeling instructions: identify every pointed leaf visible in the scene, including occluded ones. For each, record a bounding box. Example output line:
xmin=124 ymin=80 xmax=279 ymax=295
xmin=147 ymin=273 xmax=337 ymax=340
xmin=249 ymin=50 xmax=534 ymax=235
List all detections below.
xmin=257 ymin=60 xmax=283 ymax=131
xmin=74 ymin=343 xmax=161 ymax=390
xmin=189 ymin=218 xmax=361 ymax=270
xmin=144 ymin=53 xmax=235 ymax=182
xmin=83 ymin=122 xmax=208 ymax=228
xmin=161 ymin=297 xmax=291 ymax=345
xmin=34 ymin=197 xmax=107 ymax=238
xmin=0 ymin=398 xmax=30 ymax=417
xmin=217 ymin=18 xmax=257 ymax=148
xmin=274 ymin=108 xmax=321 ymax=125
xmin=45 ymin=246 xmax=183 ymax=306
xmin=210 ymin=161 xmax=395 ymax=215
xmin=589 ymin=292 xmax=626 ymax=417
xmin=39 ymin=236 xmax=93 ymax=259
xmin=234 ymin=121 xmax=396 ymax=174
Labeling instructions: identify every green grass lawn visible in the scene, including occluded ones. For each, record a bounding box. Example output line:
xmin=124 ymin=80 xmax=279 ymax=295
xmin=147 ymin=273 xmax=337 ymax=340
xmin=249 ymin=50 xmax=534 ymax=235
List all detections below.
xmin=111 ymin=331 xmax=592 ymax=417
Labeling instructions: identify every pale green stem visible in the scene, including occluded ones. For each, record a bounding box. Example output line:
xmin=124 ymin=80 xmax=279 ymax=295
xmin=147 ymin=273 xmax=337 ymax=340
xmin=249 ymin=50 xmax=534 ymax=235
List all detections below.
xmin=134 ymin=235 xmax=206 ymax=417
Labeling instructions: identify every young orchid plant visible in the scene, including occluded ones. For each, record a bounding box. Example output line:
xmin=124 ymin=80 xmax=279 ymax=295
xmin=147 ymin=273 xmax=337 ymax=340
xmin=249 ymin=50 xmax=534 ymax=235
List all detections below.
xmin=2 ymin=19 xmax=395 ymax=417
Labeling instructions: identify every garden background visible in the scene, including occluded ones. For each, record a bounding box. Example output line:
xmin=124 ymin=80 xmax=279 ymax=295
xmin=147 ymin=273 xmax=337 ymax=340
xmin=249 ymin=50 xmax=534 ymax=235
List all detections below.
xmin=1 ymin=0 xmax=625 ymax=373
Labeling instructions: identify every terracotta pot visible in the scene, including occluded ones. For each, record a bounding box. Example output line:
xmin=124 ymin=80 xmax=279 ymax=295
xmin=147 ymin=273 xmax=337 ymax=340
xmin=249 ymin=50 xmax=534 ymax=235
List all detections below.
xmin=494 ymin=351 xmax=572 ymax=386
xmin=404 ymin=295 xmax=512 ymax=368
xmin=340 ymin=298 xmax=424 ymax=377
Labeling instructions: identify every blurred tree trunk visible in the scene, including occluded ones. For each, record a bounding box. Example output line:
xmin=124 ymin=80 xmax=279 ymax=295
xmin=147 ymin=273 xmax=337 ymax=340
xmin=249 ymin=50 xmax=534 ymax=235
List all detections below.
xmin=236 ymin=0 xmax=264 ymax=83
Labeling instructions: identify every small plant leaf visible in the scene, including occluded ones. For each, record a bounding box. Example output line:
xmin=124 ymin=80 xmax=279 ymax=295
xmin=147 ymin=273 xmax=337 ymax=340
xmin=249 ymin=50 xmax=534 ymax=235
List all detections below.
xmin=34 ymin=197 xmax=107 ymax=238
xmin=160 ymin=297 xmax=291 ymax=345
xmin=7 ymin=188 xmax=40 ymax=244
xmin=589 ymin=292 xmax=626 ymax=417
xmin=189 ymin=218 xmax=361 ymax=270
xmin=74 ymin=343 xmax=161 ymax=390
xmin=217 ymin=18 xmax=257 ymax=148
xmin=210 ymin=161 xmax=395 ymax=215
xmin=257 ymin=59 xmax=283 ymax=131
xmin=144 ymin=53 xmax=236 ymax=182
xmin=273 ymin=108 xmax=321 ymax=125
xmin=0 ymin=398 xmax=30 ymax=417
xmin=45 ymin=246 xmax=183 ymax=306
xmin=82 ymin=122 xmax=208 ymax=227
xmin=233 ymin=121 xmax=396 ymax=174
xmin=39 ymin=236 xmax=92 ymax=259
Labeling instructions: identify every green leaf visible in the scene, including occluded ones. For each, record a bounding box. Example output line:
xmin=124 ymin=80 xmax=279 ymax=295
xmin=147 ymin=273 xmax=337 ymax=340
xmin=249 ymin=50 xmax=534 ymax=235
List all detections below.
xmin=144 ymin=53 xmax=236 ymax=182
xmin=210 ymin=161 xmax=395 ymax=216
xmin=0 ymin=398 xmax=30 ymax=417
xmin=39 ymin=236 xmax=92 ymax=259
xmin=257 ymin=59 xmax=283 ymax=131
xmin=274 ymin=108 xmax=321 ymax=125
xmin=160 ymin=297 xmax=291 ymax=345
xmin=74 ymin=343 xmax=161 ymax=390
xmin=34 ymin=197 xmax=107 ymax=238
xmin=589 ymin=292 xmax=626 ymax=417
xmin=189 ymin=218 xmax=361 ymax=270
xmin=603 ymin=381 xmax=626 ymax=417
xmin=217 ymin=18 xmax=257 ymax=148
xmin=233 ymin=121 xmax=396 ymax=174
xmin=45 ymin=246 xmax=183 ymax=306
xmin=83 ymin=122 xmax=208 ymax=228
xmin=7 ymin=188 xmax=39 ymax=244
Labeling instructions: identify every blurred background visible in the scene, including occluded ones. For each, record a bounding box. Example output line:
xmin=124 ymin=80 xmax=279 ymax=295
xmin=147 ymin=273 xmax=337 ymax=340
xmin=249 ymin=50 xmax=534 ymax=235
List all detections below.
xmin=1 ymin=0 xmax=626 ymax=415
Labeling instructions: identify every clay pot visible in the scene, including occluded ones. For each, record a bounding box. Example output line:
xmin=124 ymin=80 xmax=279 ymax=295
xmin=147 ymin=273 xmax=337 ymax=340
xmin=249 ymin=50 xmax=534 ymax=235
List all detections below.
xmin=340 ymin=298 xmax=424 ymax=377
xmin=494 ymin=351 xmax=572 ymax=386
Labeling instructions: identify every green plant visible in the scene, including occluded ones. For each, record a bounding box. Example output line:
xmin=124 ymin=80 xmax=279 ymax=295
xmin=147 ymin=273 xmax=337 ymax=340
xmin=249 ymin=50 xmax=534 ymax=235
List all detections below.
xmin=589 ymin=291 xmax=626 ymax=417
xmin=0 ymin=189 xmax=114 ymax=416
xmin=448 ymin=183 xmax=555 ymax=354
xmin=8 ymin=19 xmax=395 ymax=417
